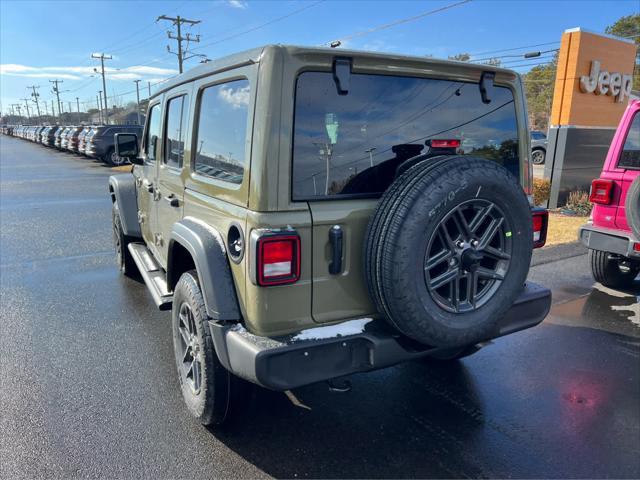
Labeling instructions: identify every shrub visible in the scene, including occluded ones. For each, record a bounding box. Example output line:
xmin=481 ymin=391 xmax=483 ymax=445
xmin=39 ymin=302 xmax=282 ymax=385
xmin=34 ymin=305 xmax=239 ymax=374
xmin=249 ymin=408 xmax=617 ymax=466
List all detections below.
xmin=533 ymin=178 xmax=551 ymax=206
xmin=564 ymin=190 xmax=592 ymax=216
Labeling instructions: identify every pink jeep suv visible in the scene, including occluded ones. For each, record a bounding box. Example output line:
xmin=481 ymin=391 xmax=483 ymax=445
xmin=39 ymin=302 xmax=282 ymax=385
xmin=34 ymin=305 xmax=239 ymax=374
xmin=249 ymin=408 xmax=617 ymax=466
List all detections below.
xmin=580 ymin=100 xmax=640 ymax=289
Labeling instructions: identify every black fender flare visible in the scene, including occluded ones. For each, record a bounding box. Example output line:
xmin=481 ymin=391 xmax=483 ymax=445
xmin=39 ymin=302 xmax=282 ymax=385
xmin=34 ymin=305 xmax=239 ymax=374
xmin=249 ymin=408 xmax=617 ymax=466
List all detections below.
xmin=168 ymin=218 xmax=241 ymax=321
xmin=108 ymin=174 xmax=141 ymax=238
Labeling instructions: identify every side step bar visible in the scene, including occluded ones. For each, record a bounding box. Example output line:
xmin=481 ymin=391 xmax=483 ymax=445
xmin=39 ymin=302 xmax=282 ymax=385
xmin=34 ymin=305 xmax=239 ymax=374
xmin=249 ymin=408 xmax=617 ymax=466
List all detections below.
xmin=128 ymin=243 xmax=173 ymax=310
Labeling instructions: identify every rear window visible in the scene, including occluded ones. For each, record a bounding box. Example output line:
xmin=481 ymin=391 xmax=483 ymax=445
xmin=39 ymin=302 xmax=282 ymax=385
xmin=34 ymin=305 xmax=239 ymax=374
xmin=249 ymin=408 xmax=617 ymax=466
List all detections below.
xmin=292 ymin=72 xmax=520 ymax=200
xmin=618 ymin=113 xmax=640 ymax=170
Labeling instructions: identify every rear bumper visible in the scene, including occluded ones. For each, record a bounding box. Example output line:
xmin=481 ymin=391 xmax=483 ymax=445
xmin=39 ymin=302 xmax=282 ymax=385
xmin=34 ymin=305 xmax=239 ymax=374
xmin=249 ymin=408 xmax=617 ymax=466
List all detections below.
xmin=210 ymin=282 xmax=551 ymax=391
xmin=579 ymin=223 xmax=639 ymax=258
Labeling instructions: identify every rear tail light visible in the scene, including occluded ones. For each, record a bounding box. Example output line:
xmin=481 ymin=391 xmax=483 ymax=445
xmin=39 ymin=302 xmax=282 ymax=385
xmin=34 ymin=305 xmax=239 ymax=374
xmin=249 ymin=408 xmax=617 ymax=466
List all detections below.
xmin=589 ymin=178 xmax=613 ymax=205
xmin=429 ymin=139 xmax=461 ymax=148
xmin=634 ymin=242 xmax=640 ymax=252
xmin=256 ymin=234 xmax=300 ymax=286
xmin=532 ymin=208 xmax=548 ymax=249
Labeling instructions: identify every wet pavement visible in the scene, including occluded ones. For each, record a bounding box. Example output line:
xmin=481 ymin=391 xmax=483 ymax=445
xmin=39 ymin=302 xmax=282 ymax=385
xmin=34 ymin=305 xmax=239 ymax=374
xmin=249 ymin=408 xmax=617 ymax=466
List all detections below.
xmin=1 ymin=135 xmax=639 ymax=479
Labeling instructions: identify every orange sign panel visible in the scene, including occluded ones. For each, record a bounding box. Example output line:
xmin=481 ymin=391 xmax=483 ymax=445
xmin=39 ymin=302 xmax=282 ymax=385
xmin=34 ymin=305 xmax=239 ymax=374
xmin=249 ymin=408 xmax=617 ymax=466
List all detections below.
xmin=550 ymin=28 xmax=636 ymax=127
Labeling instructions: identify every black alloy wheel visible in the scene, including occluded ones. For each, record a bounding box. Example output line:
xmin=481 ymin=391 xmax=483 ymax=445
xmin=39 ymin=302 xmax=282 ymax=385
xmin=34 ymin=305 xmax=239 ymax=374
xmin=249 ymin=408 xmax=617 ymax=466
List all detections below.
xmin=177 ymin=302 xmax=203 ymax=395
xmin=424 ymin=199 xmax=512 ymax=313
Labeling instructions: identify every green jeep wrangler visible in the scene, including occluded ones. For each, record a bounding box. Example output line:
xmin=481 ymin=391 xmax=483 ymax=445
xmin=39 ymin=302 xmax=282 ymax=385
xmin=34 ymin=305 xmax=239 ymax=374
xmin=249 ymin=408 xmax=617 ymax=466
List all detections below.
xmin=110 ymin=45 xmax=551 ymax=425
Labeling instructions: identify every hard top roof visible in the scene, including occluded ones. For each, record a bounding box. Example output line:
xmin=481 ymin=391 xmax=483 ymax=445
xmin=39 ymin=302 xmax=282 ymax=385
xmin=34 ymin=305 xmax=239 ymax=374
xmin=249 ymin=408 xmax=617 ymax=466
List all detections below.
xmin=152 ymin=44 xmax=519 ymax=98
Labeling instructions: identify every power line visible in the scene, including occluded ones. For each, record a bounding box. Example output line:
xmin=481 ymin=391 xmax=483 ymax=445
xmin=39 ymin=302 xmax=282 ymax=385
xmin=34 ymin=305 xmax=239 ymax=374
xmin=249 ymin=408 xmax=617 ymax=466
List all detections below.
xmin=501 ymin=55 xmax=556 ymax=66
xmin=508 ymin=60 xmax=555 ymax=69
xmin=468 ymin=41 xmax=560 ymax=58
xmin=470 ymin=48 xmax=559 ymax=63
xmin=192 ymin=0 xmax=326 ymax=53
xmin=327 ymin=0 xmax=473 ymax=46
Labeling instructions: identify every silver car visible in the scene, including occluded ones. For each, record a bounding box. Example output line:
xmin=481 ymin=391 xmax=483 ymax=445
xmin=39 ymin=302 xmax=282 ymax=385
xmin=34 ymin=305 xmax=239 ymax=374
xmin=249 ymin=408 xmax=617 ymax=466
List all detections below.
xmin=531 ymin=130 xmax=547 ymax=165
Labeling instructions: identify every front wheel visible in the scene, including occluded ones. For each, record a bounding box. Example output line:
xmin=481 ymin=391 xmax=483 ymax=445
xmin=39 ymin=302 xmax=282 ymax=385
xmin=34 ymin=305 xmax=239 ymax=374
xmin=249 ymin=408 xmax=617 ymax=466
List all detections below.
xmin=531 ymin=149 xmax=545 ymax=165
xmin=172 ymin=270 xmax=235 ymax=426
xmin=589 ymin=249 xmax=640 ymax=289
xmin=104 ymin=147 xmax=127 ymax=167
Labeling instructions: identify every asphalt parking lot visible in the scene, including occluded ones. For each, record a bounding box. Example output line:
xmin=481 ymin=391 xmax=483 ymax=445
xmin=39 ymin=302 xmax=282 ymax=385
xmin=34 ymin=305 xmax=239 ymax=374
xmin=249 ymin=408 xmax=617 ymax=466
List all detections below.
xmin=1 ymin=135 xmax=639 ymax=479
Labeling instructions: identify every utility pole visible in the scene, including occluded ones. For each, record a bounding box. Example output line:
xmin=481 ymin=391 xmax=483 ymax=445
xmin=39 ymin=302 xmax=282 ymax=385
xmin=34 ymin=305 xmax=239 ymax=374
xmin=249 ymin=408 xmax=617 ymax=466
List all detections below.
xmin=21 ymin=98 xmax=31 ymax=124
xmin=133 ymin=79 xmax=142 ymax=125
xmin=91 ymin=53 xmax=112 ymax=124
xmin=28 ymin=85 xmax=42 ymax=124
xmin=49 ymin=79 xmax=63 ymax=117
xmin=98 ymin=92 xmax=104 ymax=124
xmin=157 ymin=14 xmax=201 ymax=74
xmin=51 ymin=100 xmax=55 ymax=121
xmin=147 ymin=81 xmax=151 ymax=98
xmin=76 ymin=97 xmax=81 ymax=124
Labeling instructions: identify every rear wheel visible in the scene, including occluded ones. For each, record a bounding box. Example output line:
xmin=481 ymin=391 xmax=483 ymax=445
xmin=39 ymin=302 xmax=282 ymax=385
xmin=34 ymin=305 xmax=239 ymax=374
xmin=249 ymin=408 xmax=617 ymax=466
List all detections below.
xmin=112 ymin=204 xmax=136 ymax=276
xmin=531 ymin=149 xmax=545 ymax=165
xmin=589 ymin=249 xmax=640 ymax=289
xmin=172 ymin=270 xmax=235 ymax=426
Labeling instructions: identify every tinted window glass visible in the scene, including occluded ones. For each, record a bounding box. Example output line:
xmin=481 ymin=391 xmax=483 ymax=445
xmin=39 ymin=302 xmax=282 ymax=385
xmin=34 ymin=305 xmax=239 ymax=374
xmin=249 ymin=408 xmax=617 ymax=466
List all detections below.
xmin=619 ymin=113 xmax=640 ymax=170
xmin=145 ymin=103 xmax=162 ymax=162
xmin=194 ymin=79 xmax=249 ymax=184
xmin=292 ymin=72 xmax=519 ymax=199
xmin=163 ymin=95 xmax=188 ymax=169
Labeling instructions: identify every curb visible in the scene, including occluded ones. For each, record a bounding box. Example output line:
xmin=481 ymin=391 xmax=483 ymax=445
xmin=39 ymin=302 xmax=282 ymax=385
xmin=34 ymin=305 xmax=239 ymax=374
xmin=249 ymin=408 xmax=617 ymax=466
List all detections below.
xmin=531 ymin=242 xmax=588 ymax=267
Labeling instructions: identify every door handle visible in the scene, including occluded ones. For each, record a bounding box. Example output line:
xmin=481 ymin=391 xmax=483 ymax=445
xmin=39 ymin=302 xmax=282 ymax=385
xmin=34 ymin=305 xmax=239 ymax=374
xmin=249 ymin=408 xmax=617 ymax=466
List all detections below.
xmin=328 ymin=225 xmax=343 ymax=275
xmin=165 ymin=194 xmax=179 ymax=207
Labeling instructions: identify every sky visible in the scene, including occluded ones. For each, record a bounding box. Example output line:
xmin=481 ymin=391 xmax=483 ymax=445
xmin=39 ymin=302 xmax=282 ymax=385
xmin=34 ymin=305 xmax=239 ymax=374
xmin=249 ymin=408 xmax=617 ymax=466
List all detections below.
xmin=0 ymin=0 xmax=638 ymax=116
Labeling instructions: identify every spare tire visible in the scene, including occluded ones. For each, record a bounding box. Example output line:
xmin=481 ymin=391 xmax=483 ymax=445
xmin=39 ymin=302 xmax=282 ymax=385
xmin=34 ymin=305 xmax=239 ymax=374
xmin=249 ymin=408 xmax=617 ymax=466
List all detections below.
xmin=365 ymin=156 xmax=533 ymax=347
xmin=626 ymin=176 xmax=640 ymax=240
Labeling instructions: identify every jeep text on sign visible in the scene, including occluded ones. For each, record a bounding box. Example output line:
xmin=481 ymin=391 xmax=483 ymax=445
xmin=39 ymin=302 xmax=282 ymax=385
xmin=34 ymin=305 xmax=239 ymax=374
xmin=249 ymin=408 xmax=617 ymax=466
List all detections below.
xmin=550 ymin=28 xmax=637 ymax=128
xmin=579 ymin=60 xmax=633 ymax=103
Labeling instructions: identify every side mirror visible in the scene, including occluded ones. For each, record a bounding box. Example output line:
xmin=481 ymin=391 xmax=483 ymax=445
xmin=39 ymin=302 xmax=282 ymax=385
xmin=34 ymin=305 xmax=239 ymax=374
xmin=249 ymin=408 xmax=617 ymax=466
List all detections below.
xmin=115 ymin=133 xmax=142 ymax=165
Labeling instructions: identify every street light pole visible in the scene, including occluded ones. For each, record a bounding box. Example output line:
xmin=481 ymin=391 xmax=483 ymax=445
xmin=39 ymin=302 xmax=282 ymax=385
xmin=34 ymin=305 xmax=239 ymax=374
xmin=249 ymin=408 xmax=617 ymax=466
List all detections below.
xmin=98 ymin=92 xmax=104 ymax=124
xmin=365 ymin=147 xmax=376 ymax=168
xmin=134 ymin=79 xmax=142 ymax=125
xmin=91 ymin=53 xmax=112 ymax=124
xmin=76 ymin=97 xmax=81 ymax=125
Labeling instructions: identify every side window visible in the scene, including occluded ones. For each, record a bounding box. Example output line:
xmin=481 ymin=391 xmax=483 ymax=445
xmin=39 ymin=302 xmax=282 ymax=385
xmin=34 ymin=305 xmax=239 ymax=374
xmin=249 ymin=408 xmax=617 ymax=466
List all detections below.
xmin=145 ymin=103 xmax=162 ymax=162
xmin=619 ymin=113 xmax=640 ymax=170
xmin=194 ymin=79 xmax=250 ymax=184
xmin=163 ymin=95 xmax=189 ymax=169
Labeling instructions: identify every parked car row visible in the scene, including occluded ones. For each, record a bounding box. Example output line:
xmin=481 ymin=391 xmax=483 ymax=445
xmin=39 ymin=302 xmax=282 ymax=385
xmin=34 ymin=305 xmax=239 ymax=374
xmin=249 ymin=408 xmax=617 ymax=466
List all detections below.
xmin=2 ymin=124 xmax=143 ymax=166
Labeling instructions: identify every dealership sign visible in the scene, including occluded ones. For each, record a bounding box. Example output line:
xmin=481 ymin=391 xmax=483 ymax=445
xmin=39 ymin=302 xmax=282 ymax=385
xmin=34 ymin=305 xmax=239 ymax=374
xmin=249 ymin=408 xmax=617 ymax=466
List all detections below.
xmin=579 ymin=60 xmax=633 ymax=103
